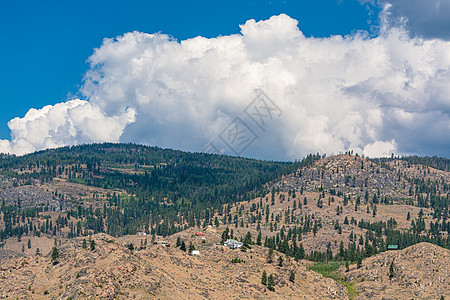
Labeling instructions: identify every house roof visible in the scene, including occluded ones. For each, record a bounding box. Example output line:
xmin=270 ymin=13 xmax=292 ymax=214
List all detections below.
xmin=224 ymin=239 xmax=242 ymax=244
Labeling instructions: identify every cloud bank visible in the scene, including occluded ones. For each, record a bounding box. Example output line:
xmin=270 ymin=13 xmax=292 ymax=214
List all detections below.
xmin=375 ymin=0 xmax=450 ymax=40
xmin=1 ymin=10 xmax=450 ymax=160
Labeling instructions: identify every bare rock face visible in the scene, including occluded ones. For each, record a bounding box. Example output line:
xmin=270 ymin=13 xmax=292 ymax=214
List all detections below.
xmin=341 ymin=242 xmax=450 ymax=299
xmin=0 ymin=233 xmax=348 ymax=299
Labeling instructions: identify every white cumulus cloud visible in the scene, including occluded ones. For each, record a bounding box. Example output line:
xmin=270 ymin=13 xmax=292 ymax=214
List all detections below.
xmin=0 ymin=100 xmax=135 ymax=155
xmin=1 ymin=13 xmax=450 ymax=159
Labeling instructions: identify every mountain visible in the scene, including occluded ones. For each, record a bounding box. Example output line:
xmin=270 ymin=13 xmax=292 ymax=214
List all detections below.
xmin=0 ymin=144 xmax=449 ymax=299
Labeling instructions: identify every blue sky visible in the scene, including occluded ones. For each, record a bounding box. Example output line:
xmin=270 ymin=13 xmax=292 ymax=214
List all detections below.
xmin=0 ymin=0 xmax=378 ymax=139
xmin=1 ymin=0 xmax=449 ymax=159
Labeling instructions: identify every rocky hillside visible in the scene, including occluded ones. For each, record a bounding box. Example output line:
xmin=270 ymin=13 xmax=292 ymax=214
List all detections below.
xmin=0 ymin=231 xmax=347 ymax=300
xmin=340 ymin=242 xmax=450 ymax=299
xmin=276 ymin=154 xmax=450 ymax=202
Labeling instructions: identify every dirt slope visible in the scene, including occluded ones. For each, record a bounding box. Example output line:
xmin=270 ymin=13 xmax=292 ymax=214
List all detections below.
xmin=341 ymin=242 xmax=450 ymax=299
xmin=0 ymin=232 xmax=347 ymax=299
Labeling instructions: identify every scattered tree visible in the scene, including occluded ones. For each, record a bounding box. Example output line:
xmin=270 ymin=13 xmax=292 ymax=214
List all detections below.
xmin=261 ymin=270 xmax=267 ymax=285
xmin=267 ymin=274 xmax=275 ymax=291
xmin=389 ymin=261 xmax=395 ymax=278
xmin=267 ymin=248 xmax=274 ymax=263
xmin=289 ymin=270 xmax=295 ymax=282
xmin=180 ymin=241 xmax=186 ymax=252
xmin=51 ymin=247 xmax=59 ymax=261
xmin=278 ymin=255 xmax=284 ymax=267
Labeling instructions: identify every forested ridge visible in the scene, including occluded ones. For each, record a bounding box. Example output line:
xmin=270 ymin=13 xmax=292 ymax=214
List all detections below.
xmin=0 ymin=143 xmax=317 ymax=238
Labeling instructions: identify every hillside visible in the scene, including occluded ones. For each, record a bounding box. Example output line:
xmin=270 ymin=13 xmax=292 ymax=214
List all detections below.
xmin=0 ymin=232 xmax=347 ymax=299
xmin=340 ymin=242 xmax=450 ymax=299
xmin=0 ymin=144 xmax=449 ymax=299
xmin=277 ymin=154 xmax=450 ymax=204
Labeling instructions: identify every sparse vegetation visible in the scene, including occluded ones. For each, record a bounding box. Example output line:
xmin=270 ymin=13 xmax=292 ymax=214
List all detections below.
xmin=309 ymin=261 xmax=358 ymax=299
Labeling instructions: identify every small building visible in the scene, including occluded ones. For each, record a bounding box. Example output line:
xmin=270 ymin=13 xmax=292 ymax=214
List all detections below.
xmin=387 ymin=244 xmax=398 ymax=250
xmin=191 ymin=250 xmax=200 ymax=255
xmin=224 ymin=239 xmax=243 ymax=249
xmin=195 ymin=232 xmax=205 ymax=236
xmin=137 ymin=232 xmax=147 ymax=236
xmin=155 ymin=241 xmax=170 ymax=247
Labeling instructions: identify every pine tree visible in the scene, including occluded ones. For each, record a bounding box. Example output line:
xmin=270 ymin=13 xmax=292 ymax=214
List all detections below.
xmin=289 ymin=270 xmax=295 ymax=282
xmin=267 ymin=274 xmax=275 ymax=291
xmin=278 ymin=255 xmax=283 ymax=267
xmin=389 ymin=261 xmax=395 ymax=278
xmin=90 ymin=240 xmax=96 ymax=251
xmin=27 ymin=238 xmax=31 ymax=249
xmin=261 ymin=270 xmax=267 ymax=285
xmin=51 ymin=247 xmax=59 ymax=261
xmin=176 ymin=236 xmax=181 ymax=247
xmin=188 ymin=242 xmax=195 ymax=253
xmin=82 ymin=238 xmax=87 ymax=249
xmin=243 ymin=231 xmax=253 ymax=245
xmin=267 ymin=248 xmax=274 ymax=263
xmin=180 ymin=241 xmax=186 ymax=252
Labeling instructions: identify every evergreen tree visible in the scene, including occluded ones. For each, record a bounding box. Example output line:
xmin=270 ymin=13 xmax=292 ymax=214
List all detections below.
xmin=188 ymin=242 xmax=195 ymax=253
xmin=289 ymin=270 xmax=295 ymax=282
xmin=82 ymin=238 xmax=87 ymax=249
xmin=27 ymin=238 xmax=31 ymax=249
xmin=389 ymin=261 xmax=395 ymax=278
xmin=261 ymin=270 xmax=267 ymax=285
xmin=90 ymin=240 xmax=96 ymax=251
xmin=267 ymin=274 xmax=275 ymax=291
xmin=180 ymin=241 xmax=186 ymax=252
xmin=243 ymin=231 xmax=253 ymax=245
xmin=51 ymin=247 xmax=59 ymax=261
xmin=256 ymin=231 xmax=262 ymax=246
xmin=278 ymin=255 xmax=284 ymax=267
xmin=267 ymin=248 xmax=274 ymax=263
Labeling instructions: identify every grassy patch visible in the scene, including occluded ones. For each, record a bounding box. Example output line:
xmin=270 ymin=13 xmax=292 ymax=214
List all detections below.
xmin=309 ymin=261 xmax=358 ymax=300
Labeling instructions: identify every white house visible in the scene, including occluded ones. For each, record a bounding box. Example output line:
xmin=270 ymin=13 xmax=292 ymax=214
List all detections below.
xmin=224 ymin=239 xmax=243 ymax=249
